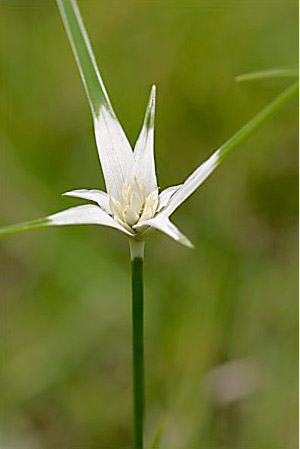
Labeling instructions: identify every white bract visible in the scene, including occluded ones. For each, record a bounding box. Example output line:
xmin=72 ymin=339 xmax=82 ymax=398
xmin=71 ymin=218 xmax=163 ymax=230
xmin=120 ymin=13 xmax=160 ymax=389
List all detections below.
xmin=48 ymin=84 xmax=220 ymax=248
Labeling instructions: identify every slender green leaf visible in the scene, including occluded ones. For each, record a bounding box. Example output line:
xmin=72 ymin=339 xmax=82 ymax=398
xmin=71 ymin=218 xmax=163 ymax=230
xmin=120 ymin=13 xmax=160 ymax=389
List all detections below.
xmin=0 ymin=218 xmax=50 ymax=236
xmin=218 ymin=81 xmax=298 ymax=162
xmin=56 ymin=0 xmax=112 ymax=117
xmin=151 ymin=420 xmax=166 ymax=448
xmin=236 ymin=67 xmax=298 ymax=82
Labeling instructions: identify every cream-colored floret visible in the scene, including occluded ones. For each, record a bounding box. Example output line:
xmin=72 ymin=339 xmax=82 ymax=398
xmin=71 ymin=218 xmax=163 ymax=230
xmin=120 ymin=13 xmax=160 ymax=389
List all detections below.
xmin=109 ymin=177 xmax=158 ymax=231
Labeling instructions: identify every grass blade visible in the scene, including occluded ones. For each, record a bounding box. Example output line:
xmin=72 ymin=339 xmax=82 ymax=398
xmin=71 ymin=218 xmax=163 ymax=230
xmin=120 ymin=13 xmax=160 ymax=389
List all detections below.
xmin=218 ymin=81 xmax=298 ymax=162
xmin=0 ymin=218 xmax=50 ymax=235
xmin=236 ymin=67 xmax=298 ymax=82
xmin=151 ymin=420 xmax=166 ymax=448
xmin=56 ymin=0 xmax=112 ymax=117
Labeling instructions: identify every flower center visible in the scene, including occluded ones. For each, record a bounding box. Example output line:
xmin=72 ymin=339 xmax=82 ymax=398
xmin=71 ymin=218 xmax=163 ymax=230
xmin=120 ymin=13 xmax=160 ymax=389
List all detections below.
xmin=109 ymin=177 xmax=158 ymax=231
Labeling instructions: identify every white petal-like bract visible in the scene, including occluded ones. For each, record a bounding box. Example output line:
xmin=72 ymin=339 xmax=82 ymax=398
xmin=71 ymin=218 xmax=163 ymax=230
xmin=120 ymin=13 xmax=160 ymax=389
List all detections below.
xmin=131 ymin=86 xmax=157 ymax=195
xmin=49 ymin=204 xmax=133 ymax=236
xmin=94 ymin=107 xmax=134 ymax=200
xmin=63 ymin=189 xmax=110 ymax=214
xmin=134 ymin=215 xmax=193 ymax=248
xmin=59 ymin=0 xmax=134 ymax=202
xmin=163 ymin=150 xmax=220 ymax=217
xmin=157 ymin=185 xmax=182 ymax=212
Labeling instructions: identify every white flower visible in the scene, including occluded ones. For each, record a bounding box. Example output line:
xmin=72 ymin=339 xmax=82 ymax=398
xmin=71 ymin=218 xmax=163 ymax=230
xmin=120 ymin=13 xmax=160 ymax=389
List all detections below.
xmin=48 ymin=84 xmax=220 ymax=248
xmin=1 ymin=1 xmax=295 ymax=246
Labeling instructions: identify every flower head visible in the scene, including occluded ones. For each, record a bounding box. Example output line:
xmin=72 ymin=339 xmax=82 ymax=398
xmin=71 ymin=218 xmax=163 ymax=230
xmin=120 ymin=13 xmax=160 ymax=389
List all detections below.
xmin=0 ymin=1 xmax=296 ymax=246
xmin=48 ymin=82 xmax=220 ymax=248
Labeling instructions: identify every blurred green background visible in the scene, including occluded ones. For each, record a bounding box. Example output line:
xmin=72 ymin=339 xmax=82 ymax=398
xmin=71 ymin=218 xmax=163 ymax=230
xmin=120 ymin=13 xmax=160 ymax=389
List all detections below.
xmin=0 ymin=0 xmax=298 ymax=447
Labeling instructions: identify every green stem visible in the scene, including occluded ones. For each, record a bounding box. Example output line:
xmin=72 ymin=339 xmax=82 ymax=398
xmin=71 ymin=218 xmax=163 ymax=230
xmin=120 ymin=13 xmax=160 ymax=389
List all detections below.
xmin=130 ymin=240 xmax=145 ymax=449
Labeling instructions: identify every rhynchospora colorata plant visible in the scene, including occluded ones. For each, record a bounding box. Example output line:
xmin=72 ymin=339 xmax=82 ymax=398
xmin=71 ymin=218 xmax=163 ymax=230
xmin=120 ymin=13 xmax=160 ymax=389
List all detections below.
xmin=1 ymin=1 xmax=298 ymax=447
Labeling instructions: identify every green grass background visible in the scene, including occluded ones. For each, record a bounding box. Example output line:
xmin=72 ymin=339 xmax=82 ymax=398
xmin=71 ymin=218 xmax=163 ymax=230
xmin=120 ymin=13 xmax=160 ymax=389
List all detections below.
xmin=0 ymin=0 xmax=298 ymax=447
